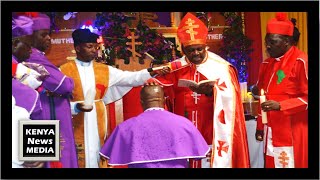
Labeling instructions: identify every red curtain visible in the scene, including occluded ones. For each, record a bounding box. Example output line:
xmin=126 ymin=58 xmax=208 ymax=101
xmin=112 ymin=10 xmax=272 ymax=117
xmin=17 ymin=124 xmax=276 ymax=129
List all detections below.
xmin=244 ymin=12 xmax=263 ymax=87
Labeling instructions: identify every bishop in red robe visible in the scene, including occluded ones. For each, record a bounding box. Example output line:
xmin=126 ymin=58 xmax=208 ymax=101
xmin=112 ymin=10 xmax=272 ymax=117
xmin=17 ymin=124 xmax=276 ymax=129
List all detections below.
xmin=256 ymin=12 xmax=308 ymax=168
xmin=152 ymin=12 xmax=250 ymax=168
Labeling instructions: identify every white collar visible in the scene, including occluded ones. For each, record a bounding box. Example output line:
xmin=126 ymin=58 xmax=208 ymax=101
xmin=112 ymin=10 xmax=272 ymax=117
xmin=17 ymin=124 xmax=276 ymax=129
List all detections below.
xmin=75 ymin=58 xmax=92 ymax=67
xmin=275 ymin=55 xmax=284 ymax=61
xmin=144 ymin=107 xmax=165 ymax=112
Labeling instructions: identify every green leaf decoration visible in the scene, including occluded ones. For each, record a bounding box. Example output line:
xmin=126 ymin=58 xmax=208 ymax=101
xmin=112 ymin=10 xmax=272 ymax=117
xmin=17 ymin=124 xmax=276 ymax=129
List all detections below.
xmin=276 ymin=70 xmax=285 ymax=84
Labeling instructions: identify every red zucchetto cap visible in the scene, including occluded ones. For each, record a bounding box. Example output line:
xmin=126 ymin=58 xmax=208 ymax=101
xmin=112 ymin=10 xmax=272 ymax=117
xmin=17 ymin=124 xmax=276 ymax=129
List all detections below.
xmin=177 ymin=12 xmax=208 ymax=46
xmin=267 ymin=12 xmax=293 ymax=36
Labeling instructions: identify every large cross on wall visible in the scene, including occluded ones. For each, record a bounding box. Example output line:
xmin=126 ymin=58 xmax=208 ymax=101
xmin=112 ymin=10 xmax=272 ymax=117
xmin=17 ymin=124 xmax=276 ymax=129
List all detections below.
xmin=126 ymin=31 xmax=142 ymax=61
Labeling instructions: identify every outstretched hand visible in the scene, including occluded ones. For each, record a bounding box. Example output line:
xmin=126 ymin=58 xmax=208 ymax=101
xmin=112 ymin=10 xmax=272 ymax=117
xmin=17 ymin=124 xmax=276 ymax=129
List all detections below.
xmin=149 ymin=66 xmax=171 ymax=77
xmin=145 ymin=82 xmax=159 ymax=86
xmin=144 ymin=78 xmax=160 ymax=86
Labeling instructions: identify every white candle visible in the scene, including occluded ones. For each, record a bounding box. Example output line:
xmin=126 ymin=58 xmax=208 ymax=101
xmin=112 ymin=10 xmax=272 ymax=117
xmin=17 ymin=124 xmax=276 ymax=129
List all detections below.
xmin=84 ymin=87 xmax=96 ymax=106
xmin=260 ymin=89 xmax=268 ymax=124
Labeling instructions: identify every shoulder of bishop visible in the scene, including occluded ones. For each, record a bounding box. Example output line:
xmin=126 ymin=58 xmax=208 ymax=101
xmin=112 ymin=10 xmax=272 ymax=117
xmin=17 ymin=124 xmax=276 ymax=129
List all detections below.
xmin=206 ymin=51 xmax=230 ymax=67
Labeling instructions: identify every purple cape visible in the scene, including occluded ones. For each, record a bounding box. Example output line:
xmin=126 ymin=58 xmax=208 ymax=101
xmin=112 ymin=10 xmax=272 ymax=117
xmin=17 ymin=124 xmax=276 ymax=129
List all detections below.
xmin=26 ymin=48 xmax=78 ymax=168
xmin=12 ymin=79 xmax=42 ymax=120
xmin=100 ymin=109 xmax=210 ymax=168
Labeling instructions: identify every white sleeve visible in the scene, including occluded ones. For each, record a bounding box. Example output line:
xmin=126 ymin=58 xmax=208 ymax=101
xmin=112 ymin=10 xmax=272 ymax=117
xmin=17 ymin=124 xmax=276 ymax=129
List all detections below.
xmin=70 ymin=101 xmax=79 ymax=115
xmin=12 ymin=97 xmax=30 ymax=167
xmin=103 ymin=67 xmax=152 ymax=104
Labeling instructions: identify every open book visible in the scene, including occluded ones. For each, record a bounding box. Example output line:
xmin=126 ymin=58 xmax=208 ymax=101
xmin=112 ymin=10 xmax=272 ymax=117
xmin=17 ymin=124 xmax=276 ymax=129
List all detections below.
xmin=178 ymin=79 xmax=216 ymax=88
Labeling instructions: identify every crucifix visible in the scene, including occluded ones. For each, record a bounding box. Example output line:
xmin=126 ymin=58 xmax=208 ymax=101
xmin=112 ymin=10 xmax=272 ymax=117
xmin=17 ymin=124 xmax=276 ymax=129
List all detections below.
xmin=191 ymin=91 xmax=201 ymax=104
xmin=182 ymin=18 xmax=199 ymax=40
xmin=126 ymin=31 xmax=142 ymax=62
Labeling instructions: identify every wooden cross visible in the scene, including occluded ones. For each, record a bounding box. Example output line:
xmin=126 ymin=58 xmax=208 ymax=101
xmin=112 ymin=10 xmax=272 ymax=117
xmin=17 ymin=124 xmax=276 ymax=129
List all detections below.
xmin=126 ymin=32 xmax=142 ymax=61
xmin=278 ymin=151 xmax=289 ymax=168
xmin=191 ymin=92 xmax=201 ymax=104
xmin=182 ymin=18 xmax=199 ymax=40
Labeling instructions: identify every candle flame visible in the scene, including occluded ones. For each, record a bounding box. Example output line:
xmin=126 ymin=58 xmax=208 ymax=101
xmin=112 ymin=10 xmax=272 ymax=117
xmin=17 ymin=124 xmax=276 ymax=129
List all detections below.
xmin=261 ymin=89 xmax=264 ymax=96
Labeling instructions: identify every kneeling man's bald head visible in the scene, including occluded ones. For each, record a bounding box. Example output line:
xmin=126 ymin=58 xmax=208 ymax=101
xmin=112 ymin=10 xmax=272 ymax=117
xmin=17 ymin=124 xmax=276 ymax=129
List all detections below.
xmin=140 ymin=85 xmax=165 ymax=110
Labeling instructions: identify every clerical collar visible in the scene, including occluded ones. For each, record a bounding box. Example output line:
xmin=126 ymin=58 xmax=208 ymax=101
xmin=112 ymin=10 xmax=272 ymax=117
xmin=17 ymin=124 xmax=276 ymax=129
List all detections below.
xmin=75 ymin=58 xmax=92 ymax=67
xmin=144 ymin=107 xmax=164 ymax=112
xmin=275 ymin=55 xmax=284 ymax=61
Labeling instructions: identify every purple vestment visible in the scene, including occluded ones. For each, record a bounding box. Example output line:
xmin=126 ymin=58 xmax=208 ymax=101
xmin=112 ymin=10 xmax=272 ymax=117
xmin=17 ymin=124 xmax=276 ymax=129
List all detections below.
xmin=25 ymin=48 xmax=78 ymax=168
xmin=12 ymin=79 xmax=42 ymax=120
xmin=100 ymin=109 xmax=210 ymax=168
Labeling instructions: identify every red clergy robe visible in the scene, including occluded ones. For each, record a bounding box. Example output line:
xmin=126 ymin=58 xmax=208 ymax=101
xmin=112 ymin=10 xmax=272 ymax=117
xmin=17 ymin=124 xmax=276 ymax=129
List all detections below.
xmin=160 ymin=65 xmax=214 ymax=144
xmin=256 ymin=46 xmax=308 ymax=168
xmin=154 ymin=51 xmax=250 ymax=168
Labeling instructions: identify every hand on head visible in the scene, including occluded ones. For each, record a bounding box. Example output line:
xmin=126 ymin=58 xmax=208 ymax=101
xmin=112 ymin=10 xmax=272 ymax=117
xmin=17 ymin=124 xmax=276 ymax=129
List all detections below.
xmin=144 ymin=81 xmax=159 ymax=86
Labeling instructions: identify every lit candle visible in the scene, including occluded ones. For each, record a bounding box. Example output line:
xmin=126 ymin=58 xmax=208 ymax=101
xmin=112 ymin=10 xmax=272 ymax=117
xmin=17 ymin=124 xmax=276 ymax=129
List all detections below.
xmin=84 ymin=87 xmax=96 ymax=108
xmin=260 ymin=89 xmax=268 ymax=124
